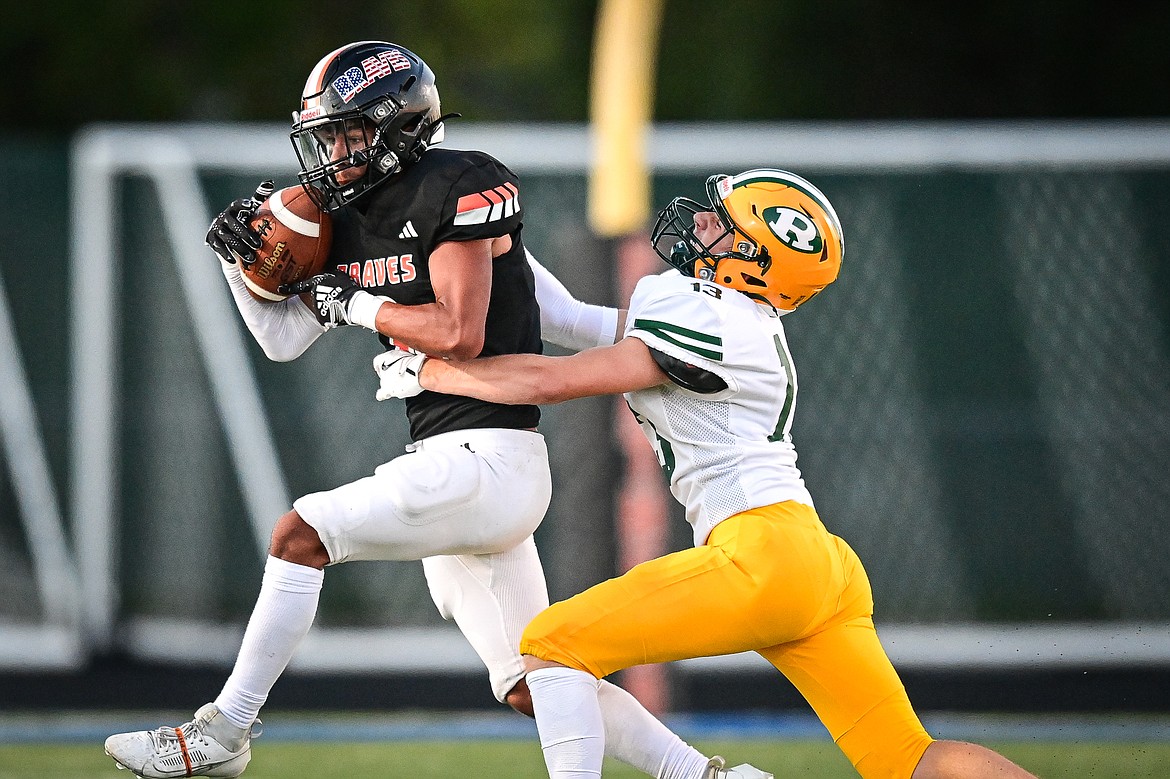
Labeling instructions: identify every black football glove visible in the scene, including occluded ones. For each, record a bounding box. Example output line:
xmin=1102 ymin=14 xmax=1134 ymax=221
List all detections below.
xmin=206 ymin=180 xmax=275 ymax=267
xmin=280 ymin=271 xmax=362 ymax=328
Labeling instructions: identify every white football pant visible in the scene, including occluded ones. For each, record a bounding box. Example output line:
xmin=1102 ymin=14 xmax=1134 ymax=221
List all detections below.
xmin=294 ymin=427 xmax=552 ymax=699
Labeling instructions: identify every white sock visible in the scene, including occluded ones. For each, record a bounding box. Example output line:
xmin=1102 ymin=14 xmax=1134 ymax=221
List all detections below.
xmin=597 ymin=680 xmax=709 ymax=779
xmin=214 ymin=556 xmax=323 ymax=730
xmin=527 ymin=666 xmax=605 ymax=779
xmin=658 ymin=739 xmax=715 ymax=779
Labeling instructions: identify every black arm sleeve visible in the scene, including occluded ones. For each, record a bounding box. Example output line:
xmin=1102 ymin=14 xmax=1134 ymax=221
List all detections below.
xmin=648 ymin=347 xmax=728 ymax=393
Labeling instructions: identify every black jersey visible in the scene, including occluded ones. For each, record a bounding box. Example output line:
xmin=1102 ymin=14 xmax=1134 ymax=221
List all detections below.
xmin=326 ymin=148 xmax=542 ymax=441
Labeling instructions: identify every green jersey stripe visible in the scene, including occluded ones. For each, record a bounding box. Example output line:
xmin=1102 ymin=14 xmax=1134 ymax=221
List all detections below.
xmin=768 ymin=333 xmax=795 ymax=443
xmin=634 ymin=318 xmax=723 ymax=361
xmin=634 ymin=318 xmax=722 ymax=345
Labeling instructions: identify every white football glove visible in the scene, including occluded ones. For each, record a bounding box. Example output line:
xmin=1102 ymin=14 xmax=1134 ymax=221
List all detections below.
xmin=373 ymin=348 xmax=428 ymax=400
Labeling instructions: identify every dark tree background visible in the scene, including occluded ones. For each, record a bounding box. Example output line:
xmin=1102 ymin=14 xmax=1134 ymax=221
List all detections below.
xmin=4 ymin=1 xmax=1168 ymax=136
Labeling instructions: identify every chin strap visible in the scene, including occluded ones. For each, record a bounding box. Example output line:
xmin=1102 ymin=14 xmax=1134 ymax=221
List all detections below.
xmin=425 ymin=112 xmax=462 ymax=146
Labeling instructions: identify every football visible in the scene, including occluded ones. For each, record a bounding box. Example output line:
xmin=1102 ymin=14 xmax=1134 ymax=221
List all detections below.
xmin=241 ymin=186 xmax=333 ymax=301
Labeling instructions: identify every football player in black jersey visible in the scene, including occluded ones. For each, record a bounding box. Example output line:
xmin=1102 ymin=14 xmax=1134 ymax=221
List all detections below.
xmin=105 ymin=41 xmax=755 ymax=779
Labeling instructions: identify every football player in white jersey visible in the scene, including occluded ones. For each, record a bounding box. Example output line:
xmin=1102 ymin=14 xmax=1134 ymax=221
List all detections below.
xmin=104 ymin=41 xmax=761 ymax=779
xmin=374 ymin=169 xmax=1039 ymax=779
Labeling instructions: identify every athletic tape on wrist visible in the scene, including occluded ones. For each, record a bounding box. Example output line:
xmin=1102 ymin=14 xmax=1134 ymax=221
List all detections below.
xmin=348 ymin=291 xmax=392 ymax=331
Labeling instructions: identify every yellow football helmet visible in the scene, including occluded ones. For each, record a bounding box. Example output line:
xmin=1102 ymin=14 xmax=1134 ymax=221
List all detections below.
xmin=651 ymin=169 xmax=844 ymax=312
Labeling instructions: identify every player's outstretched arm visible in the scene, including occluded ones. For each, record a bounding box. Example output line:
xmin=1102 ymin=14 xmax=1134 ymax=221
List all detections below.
xmin=420 ymin=337 xmax=667 ymax=405
xmin=527 ymin=249 xmax=625 ymax=350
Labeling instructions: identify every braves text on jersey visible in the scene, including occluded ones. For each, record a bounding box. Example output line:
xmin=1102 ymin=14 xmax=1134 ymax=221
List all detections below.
xmin=327 ymin=149 xmax=543 ymax=440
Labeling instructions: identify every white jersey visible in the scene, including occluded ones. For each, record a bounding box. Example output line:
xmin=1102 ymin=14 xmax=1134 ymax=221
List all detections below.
xmin=623 ymin=272 xmax=814 ymax=546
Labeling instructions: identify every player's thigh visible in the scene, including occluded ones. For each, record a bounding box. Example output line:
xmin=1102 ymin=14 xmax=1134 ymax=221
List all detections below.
xmin=521 ymin=521 xmax=829 ymax=677
xmin=424 ymin=536 xmax=550 ymax=701
xmin=760 ymin=544 xmax=931 ymax=779
xmin=294 ymin=435 xmax=551 ymax=563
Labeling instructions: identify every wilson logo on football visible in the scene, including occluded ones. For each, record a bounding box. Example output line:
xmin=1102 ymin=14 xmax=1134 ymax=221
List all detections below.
xmin=255 ymin=241 xmax=288 ymax=280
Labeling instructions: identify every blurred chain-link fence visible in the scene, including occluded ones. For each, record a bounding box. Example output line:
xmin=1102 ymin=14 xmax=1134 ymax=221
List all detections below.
xmin=2 ymin=123 xmax=1168 ymax=677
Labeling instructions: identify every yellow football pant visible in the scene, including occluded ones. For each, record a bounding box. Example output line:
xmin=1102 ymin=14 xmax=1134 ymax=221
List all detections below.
xmin=521 ymin=501 xmax=933 ymax=779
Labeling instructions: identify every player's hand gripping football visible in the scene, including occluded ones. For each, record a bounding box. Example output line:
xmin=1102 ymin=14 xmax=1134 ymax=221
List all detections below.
xmin=373 ymin=348 xmax=427 ymax=400
xmin=206 ymin=180 xmax=276 ymax=266
xmin=280 ymin=271 xmax=360 ymax=327
xmin=279 ymin=271 xmax=390 ymax=331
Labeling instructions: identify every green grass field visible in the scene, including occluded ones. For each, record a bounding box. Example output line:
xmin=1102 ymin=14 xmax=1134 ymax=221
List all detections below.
xmin=3 ymin=739 xmax=1170 ymax=779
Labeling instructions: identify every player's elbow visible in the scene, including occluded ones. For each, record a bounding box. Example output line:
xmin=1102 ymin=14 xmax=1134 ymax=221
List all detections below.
xmin=450 ymin=341 xmax=484 ymax=362
xmin=259 ymin=340 xmax=310 ymax=362
xmin=433 ymin=328 xmax=485 ymax=362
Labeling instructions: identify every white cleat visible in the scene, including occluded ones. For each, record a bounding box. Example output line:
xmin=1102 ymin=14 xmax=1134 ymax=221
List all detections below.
xmin=104 ymin=703 xmax=259 ymax=778
xmin=706 ymin=755 xmax=775 ymax=779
